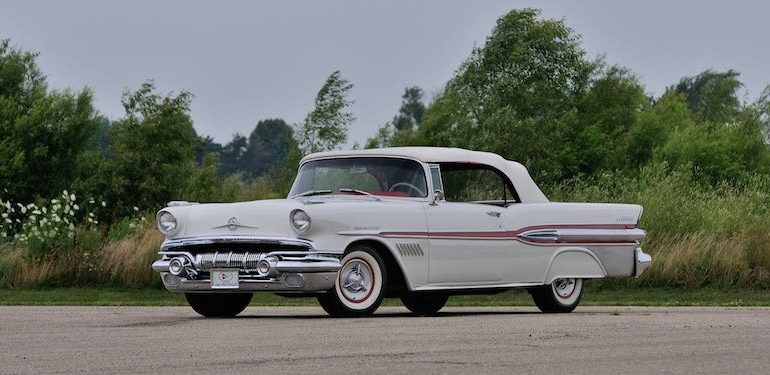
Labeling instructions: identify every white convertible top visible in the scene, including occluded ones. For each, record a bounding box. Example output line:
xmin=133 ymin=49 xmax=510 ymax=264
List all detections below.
xmin=302 ymin=147 xmax=549 ymax=203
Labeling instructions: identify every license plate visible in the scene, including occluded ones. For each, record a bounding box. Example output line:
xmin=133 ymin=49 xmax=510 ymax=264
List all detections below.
xmin=211 ymin=269 xmax=239 ymax=289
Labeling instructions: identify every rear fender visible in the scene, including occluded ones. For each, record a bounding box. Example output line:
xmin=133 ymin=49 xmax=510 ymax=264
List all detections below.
xmin=544 ymin=247 xmax=606 ymax=284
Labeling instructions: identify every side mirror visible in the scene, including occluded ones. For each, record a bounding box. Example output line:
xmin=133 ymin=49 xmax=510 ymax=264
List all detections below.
xmin=431 ymin=190 xmax=445 ymax=206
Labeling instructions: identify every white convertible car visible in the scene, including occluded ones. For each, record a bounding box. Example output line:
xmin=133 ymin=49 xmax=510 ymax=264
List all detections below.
xmin=152 ymin=147 xmax=651 ymax=317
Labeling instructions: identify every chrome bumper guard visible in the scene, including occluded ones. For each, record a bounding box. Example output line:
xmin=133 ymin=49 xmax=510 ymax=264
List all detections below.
xmin=634 ymin=247 xmax=652 ymax=277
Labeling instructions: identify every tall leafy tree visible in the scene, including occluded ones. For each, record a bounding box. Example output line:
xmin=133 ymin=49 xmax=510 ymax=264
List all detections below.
xmin=674 ymin=69 xmax=743 ymax=124
xmin=418 ymin=9 xmax=596 ymax=182
xmin=109 ymin=81 xmax=198 ymax=215
xmin=296 ymin=70 xmax=354 ymax=154
xmin=243 ymin=118 xmax=297 ymax=177
xmin=392 ymin=86 xmax=425 ymax=132
xmin=0 ymin=39 xmax=100 ymax=204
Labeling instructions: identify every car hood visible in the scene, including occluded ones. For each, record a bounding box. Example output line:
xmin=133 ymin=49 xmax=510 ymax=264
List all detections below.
xmin=160 ymin=199 xmax=304 ymax=240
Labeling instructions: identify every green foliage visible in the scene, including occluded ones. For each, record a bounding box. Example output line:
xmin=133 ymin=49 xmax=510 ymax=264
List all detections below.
xmin=674 ymin=69 xmax=742 ymax=124
xmin=392 ymin=86 xmax=425 ymax=132
xmin=107 ymin=81 xmax=198 ymax=218
xmin=0 ymin=39 xmax=100 ymax=204
xmin=416 ymin=9 xmax=597 ymax=182
xmin=297 ymin=70 xmax=354 ymax=154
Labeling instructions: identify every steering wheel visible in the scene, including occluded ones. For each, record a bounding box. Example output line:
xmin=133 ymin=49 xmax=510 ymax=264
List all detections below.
xmin=388 ymin=182 xmax=426 ymax=197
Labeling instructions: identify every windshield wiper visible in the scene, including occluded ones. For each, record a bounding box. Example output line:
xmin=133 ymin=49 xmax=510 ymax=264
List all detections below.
xmin=290 ymin=189 xmax=332 ymax=199
xmin=338 ymin=188 xmax=382 ymax=201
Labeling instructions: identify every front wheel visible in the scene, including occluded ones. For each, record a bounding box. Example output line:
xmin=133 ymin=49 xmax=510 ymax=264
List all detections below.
xmin=317 ymin=245 xmax=387 ymax=317
xmin=401 ymin=292 xmax=448 ymax=316
xmin=530 ymin=278 xmax=583 ymax=313
xmin=185 ymin=293 xmax=253 ymax=318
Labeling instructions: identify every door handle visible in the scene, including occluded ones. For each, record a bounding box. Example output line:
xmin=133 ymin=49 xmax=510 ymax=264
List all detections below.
xmin=485 ymin=211 xmax=501 ymax=218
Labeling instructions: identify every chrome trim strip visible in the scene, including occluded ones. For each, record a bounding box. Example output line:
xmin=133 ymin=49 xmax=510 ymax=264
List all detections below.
xmin=160 ymin=235 xmax=315 ymax=251
xmin=519 ymin=228 xmax=646 ymax=243
xmin=414 ymin=282 xmax=543 ymax=291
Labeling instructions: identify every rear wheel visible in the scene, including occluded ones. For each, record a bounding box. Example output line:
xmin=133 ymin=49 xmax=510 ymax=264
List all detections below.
xmin=530 ymin=278 xmax=583 ymax=313
xmin=317 ymin=245 xmax=387 ymax=317
xmin=401 ymin=292 xmax=448 ymax=316
xmin=185 ymin=293 xmax=253 ymax=317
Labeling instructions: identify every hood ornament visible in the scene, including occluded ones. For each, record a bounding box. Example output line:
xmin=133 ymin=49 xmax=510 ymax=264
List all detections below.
xmin=212 ymin=217 xmax=258 ymax=231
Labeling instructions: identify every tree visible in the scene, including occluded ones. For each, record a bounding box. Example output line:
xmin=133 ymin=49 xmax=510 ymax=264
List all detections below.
xmin=296 ymin=70 xmax=354 ymax=154
xmin=196 ymin=135 xmax=222 ymax=166
xmin=418 ymin=9 xmax=596 ymax=182
xmin=0 ymin=39 xmax=100 ymax=204
xmin=674 ymin=69 xmax=743 ymax=124
xmin=392 ymin=86 xmax=425 ymax=132
xmin=240 ymin=119 xmax=298 ymax=178
xmin=108 ymin=81 xmax=198 ymax=216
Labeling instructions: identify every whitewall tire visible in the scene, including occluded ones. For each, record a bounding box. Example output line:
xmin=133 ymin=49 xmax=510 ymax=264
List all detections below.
xmin=530 ymin=278 xmax=583 ymax=313
xmin=317 ymin=245 xmax=387 ymax=317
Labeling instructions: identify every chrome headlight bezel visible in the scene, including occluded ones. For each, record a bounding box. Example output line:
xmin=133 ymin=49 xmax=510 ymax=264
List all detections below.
xmin=157 ymin=210 xmax=178 ymax=235
xmin=290 ymin=209 xmax=311 ymax=233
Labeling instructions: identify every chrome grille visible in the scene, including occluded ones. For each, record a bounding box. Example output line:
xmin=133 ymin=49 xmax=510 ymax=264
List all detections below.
xmin=195 ymin=252 xmax=264 ymax=271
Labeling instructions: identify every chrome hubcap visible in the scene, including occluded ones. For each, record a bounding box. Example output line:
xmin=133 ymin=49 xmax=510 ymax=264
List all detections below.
xmin=340 ymin=260 xmax=372 ymax=302
xmin=553 ymin=278 xmax=576 ymax=299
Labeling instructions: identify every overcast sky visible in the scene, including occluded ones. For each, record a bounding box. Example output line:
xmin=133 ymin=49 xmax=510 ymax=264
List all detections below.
xmin=2 ymin=0 xmax=768 ymax=146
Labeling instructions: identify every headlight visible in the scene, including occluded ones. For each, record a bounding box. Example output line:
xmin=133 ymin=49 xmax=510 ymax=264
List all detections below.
xmin=290 ymin=209 xmax=311 ymax=233
xmin=157 ymin=210 xmax=178 ymax=235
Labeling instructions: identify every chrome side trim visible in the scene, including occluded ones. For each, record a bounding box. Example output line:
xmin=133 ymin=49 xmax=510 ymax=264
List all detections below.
xmin=414 ymin=282 xmax=543 ymax=291
xmin=519 ymin=228 xmax=646 ymax=243
xmin=160 ymin=235 xmax=315 ymax=251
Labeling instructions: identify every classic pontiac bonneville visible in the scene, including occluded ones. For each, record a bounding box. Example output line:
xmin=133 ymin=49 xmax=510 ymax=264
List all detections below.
xmin=152 ymin=147 xmax=651 ymax=317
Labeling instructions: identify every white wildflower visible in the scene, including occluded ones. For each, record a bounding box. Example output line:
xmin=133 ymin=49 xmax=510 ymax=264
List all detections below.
xmin=63 ymin=190 xmax=68 ymax=196
xmin=32 ymin=210 xmax=41 ymax=215
xmin=133 ymin=206 xmax=139 ymax=212
xmin=73 ymin=204 xmax=79 ymax=211
xmin=101 ymin=201 xmax=106 ymax=207
xmin=88 ymin=212 xmax=94 ymax=218
xmin=3 ymin=219 xmax=10 ymax=224
xmin=1 ymin=213 xmax=7 ymax=218
xmin=68 ymin=223 xmax=75 ymax=231
xmin=70 ymin=193 xmax=76 ymax=201
xmin=41 ymin=206 xmax=47 ymax=214
xmin=89 ymin=199 xmax=95 ymax=204
xmin=20 ymin=206 xmax=27 ymax=214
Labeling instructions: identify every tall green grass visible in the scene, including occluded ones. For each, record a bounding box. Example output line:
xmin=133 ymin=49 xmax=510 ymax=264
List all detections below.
xmin=549 ymin=163 xmax=770 ymax=288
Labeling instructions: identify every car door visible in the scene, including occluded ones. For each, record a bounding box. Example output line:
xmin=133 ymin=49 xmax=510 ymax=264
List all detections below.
xmin=425 ymin=201 xmax=507 ymax=284
xmin=424 ymin=163 xmax=513 ymax=285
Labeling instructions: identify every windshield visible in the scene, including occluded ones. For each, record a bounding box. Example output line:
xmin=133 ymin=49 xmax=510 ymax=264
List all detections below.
xmin=289 ymin=157 xmax=428 ymax=198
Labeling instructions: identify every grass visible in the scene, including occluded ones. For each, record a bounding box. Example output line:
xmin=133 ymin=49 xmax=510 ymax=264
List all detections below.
xmin=0 ymin=286 xmax=768 ymax=307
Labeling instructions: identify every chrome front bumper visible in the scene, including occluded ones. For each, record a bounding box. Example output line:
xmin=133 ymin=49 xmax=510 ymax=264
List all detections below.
xmin=634 ymin=247 xmax=652 ymax=277
xmin=158 ymin=271 xmax=338 ymax=293
xmin=152 ymin=236 xmax=342 ymax=293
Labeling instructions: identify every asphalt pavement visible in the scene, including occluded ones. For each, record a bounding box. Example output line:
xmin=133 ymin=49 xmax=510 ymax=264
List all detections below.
xmin=1 ymin=305 xmax=768 ymax=374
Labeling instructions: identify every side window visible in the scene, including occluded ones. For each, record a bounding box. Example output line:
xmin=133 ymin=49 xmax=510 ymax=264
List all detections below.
xmin=439 ymin=163 xmax=517 ymax=205
xmin=429 ymin=164 xmax=443 ymax=193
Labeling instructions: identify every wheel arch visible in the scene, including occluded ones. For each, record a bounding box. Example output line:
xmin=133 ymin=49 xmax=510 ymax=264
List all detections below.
xmin=345 ymin=238 xmax=410 ymax=297
xmin=543 ymin=247 xmax=607 ymax=284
